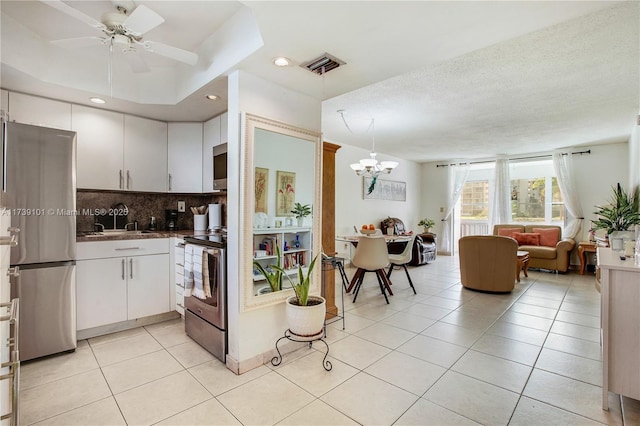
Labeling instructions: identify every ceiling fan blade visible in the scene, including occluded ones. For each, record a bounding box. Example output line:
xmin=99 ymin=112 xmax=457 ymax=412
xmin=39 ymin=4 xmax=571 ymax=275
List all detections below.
xmin=40 ymin=0 xmax=106 ymax=30
xmin=51 ymin=36 xmax=107 ymax=49
xmin=143 ymin=41 xmax=198 ymax=66
xmin=123 ymin=51 xmax=150 ymax=73
xmin=123 ymin=5 xmax=164 ymax=36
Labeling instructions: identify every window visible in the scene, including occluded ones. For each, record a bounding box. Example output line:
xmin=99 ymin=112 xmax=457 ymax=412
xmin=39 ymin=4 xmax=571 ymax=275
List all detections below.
xmin=510 ymin=160 xmax=564 ymax=224
xmin=457 ymin=160 xmax=565 ymax=235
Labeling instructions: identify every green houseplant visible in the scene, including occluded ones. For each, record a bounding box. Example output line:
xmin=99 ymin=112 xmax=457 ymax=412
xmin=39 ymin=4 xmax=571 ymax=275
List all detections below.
xmin=418 ymin=218 xmax=436 ymax=232
xmin=278 ymin=254 xmax=325 ymax=337
xmin=593 ymin=183 xmax=640 ymax=235
xmin=291 ymin=202 xmax=312 ymax=227
xmin=252 ymin=244 xmax=283 ymax=293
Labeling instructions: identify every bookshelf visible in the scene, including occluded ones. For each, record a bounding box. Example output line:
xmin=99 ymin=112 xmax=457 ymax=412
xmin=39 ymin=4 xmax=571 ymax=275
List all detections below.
xmin=252 ymin=227 xmax=312 ymax=295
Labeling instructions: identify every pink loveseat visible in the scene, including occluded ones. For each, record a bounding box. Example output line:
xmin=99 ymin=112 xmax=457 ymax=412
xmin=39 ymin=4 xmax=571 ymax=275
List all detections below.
xmin=492 ymin=224 xmax=575 ymax=273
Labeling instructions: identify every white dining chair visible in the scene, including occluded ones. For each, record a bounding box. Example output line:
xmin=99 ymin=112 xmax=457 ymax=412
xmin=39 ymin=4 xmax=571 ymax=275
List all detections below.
xmin=386 ymin=234 xmax=417 ymax=294
xmin=351 ymin=236 xmax=392 ymax=303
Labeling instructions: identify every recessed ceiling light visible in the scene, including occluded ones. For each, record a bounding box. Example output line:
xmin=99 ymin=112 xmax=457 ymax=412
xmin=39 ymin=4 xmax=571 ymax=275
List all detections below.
xmin=205 ymin=94 xmax=220 ymax=101
xmin=90 ymin=97 xmax=106 ymax=104
xmin=273 ymin=57 xmax=291 ymax=67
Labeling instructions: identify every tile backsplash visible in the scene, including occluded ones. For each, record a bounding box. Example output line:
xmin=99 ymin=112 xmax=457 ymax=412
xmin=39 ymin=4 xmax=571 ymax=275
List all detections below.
xmin=77 ymin=190 xmax=226 ymax=232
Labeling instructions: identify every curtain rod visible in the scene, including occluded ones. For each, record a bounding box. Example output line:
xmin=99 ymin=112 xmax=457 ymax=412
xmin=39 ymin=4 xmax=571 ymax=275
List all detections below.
xmin=435 ymin=149 xmax=591 ymax=168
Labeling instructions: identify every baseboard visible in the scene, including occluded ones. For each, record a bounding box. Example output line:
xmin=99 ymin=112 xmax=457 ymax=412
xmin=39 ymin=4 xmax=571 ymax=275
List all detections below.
xmin=77 ymin=311 xmax=181 ymax=340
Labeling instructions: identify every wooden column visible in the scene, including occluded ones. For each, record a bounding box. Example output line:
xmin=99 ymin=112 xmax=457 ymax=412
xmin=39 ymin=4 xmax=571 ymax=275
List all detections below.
xmin=322 ymin=142 xmax=341 ymax=319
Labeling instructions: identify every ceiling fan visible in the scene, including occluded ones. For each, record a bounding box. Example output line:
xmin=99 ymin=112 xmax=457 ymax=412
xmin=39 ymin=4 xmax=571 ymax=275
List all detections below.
xmin=41 ymin=0 xmax=199 ymax=73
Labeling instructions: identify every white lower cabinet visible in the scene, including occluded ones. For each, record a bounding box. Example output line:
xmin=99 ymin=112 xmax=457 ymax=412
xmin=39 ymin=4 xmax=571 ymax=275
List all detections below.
xmin=77 ymin=239 xmax=170 ymax=331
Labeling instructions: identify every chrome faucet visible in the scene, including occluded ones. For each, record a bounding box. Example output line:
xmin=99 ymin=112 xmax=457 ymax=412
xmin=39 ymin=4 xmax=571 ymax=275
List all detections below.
xmin=125 ymin=222 xmax=138 ymax=231
xmin=94 ymin=223 xmax=105 ymax=232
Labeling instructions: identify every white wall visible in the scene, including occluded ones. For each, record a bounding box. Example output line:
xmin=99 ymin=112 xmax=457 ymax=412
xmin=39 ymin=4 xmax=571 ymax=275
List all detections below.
xmin=418 ymin=141 xmax=630 ymax=256
xmin=332 ymin=143 xmax=421 ymax=259
xmin=226 ymin=70 xmax=321 ymax=369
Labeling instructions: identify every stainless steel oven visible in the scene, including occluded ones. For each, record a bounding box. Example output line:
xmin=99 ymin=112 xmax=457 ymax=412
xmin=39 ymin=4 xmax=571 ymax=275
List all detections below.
xmin=183 ymin=236 xmax=226 ymax=363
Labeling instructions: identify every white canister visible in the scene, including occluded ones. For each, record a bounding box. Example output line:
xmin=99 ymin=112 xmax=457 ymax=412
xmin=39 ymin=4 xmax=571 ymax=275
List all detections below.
xmin=209 ymin=204 xmax=222 ymax=229
xmin=194 ymin=214 xmax=207 ymax=231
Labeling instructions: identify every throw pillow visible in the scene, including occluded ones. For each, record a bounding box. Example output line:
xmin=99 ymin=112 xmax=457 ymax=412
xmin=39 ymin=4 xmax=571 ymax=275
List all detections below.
xmin=513 ymin=232 xmax=541 ymax=246
xmin=532 ymin=227 xmax=560 ymax=247
xmin=497 ymin=227 xmax=522 ymax=238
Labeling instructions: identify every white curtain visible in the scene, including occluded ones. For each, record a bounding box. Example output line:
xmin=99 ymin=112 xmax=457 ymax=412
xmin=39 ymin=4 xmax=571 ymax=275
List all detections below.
xmin=488 ymin=158 xmax=512 ymax=233
xmin=553 ymin=152 xmax=584 ymax=239
xmin=441 ymin=162 xmax=469 ymax=254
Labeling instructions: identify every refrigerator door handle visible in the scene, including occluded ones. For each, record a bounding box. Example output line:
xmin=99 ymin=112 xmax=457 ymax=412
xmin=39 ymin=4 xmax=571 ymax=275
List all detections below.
xmin=2 ymin=117 xmax=7 ymax=192
xmin=121 ymin=259 xmax=125 ymax=280
xmin=129 ymin=258 xmax=133 ymax=279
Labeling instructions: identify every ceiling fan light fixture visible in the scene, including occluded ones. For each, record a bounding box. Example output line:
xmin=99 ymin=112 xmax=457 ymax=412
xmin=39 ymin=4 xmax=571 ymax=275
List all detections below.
xmin=273 ymin=57 xmax=291 ymax=67
xmin=90 ymin=97 xmax=106 ymax=104
xmin=205 ymin=94 xmax=220 ymax=101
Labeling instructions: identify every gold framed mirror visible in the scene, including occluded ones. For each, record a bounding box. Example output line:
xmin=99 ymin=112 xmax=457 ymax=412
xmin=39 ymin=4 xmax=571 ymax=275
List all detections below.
xmin=241 ymin=113 xmax=322 ymax=310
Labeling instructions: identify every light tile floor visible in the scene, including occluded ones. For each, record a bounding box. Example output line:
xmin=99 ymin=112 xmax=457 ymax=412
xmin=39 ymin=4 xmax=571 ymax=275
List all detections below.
xmin=19 ymin=255 xmax=640 ymax=425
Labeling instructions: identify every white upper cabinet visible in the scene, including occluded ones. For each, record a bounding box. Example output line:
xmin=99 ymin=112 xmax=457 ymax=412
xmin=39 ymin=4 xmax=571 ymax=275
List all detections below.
xmin=168 ymin=123 xmax=203 ymax=193
xmin=220 ymin=112 xmax=228 ymax=143
xmin=1 ymin=90 xmax=8 ymax=117
xmin=124 ymin=115 xmax=168 ymax=192
xmin=203 ymin=113 xmax=227 ymax=192
xmin=8 ymin=92 xmax=72 ymax=130
xmin=72 ymin=105 xmax=124 ymax=190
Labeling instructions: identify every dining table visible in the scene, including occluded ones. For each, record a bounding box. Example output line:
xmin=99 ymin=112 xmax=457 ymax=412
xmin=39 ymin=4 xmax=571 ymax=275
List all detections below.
xmin=335 ymin=233 xmax=412 ymax=293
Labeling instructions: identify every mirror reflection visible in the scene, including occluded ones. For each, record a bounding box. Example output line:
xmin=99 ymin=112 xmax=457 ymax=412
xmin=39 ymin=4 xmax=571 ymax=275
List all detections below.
xmin=242 ymin=114 xmax=321 ymax=310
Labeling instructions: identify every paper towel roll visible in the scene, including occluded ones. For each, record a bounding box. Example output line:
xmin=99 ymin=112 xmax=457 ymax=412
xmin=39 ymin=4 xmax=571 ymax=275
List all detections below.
xmin=209 ymin=204 xmax=222 ymax=229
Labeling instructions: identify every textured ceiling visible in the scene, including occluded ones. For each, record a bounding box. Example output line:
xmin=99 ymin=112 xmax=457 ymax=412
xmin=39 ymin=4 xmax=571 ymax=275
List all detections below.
xmin=1 ymin=1 xmax=637 ymax=162
xmin=322 ymin=1 xmax=640 ymax=162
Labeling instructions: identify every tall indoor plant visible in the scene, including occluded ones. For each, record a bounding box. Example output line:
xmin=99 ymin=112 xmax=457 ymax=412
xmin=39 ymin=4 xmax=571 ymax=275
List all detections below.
xmin=279 ymin=254 xmax=324 ymax=337
xmin=593 ymin=183 xmax=640 ymax=235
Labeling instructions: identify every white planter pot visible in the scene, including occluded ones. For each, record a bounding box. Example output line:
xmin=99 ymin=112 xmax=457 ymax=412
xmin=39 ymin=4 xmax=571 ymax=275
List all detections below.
xmin=297 ymin=217 xmax=304 ymax=227
xmin=286 ymin=295 xmax=326 ymax=337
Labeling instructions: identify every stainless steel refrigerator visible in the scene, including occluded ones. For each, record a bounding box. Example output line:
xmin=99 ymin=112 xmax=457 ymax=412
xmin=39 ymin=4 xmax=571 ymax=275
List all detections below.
xmin=4 ymin=121 xmax=77 ymax=361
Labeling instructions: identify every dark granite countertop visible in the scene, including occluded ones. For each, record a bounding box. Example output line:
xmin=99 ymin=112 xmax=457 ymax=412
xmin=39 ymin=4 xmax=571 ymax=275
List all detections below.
xmin=76 ymin=229 xmax=212 ymax=242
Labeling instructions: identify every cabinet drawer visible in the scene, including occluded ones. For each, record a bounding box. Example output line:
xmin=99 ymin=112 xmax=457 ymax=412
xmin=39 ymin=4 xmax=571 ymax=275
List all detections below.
xmin=78 ymin=238 xmax=170 ymax=260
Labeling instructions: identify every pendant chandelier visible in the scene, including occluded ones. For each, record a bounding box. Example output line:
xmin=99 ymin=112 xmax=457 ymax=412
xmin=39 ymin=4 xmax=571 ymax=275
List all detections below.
xmin=341 ymin=111 xmax=398 ymax=177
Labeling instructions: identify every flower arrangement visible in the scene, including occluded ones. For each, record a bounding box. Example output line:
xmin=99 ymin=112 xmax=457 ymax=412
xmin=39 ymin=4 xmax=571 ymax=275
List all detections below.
xmin=418 ymin=218 xmax=435 ymax=230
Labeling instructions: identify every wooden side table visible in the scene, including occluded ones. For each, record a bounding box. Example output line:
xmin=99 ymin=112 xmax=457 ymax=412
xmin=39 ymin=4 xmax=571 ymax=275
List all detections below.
xmin=578 ymin=242 xmax=597 ymax=274
xmin=516 ymin=250 xmax=529 ymax=282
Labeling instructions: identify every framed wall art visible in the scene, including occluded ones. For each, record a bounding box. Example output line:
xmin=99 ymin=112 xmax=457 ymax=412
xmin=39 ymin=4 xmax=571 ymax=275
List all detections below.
xmin=276 ymin=170 xmax=296 ymax=216
xmin=254 ymin=167 xmax=269 ymax=213
xmin=363 ymin=177 xmax=406 ymax=201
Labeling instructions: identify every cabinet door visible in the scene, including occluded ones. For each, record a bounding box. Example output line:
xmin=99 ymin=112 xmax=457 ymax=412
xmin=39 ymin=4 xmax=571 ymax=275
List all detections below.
xmin=202 ymin=115 xmax=221 ymax=192
xmin=72 ymin=105 xmax=124 ymax=190
xmin=8 ymin=92 xmax=72 ymax=130
xmin=168 ymin=123 xmax=203 ymax=193
xmin=124 ymin=115 xmax=168 ymax=192
xmin=76 ymin=258 xmax=127 ymax=330
xmin=220 ymin=112 xmax=228 ymax=143
xmin=127 ymin=254 xmax=170 ymax=319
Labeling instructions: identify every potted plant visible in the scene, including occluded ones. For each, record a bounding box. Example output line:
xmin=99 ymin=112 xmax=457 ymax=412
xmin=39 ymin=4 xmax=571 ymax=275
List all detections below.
xmin=593 ymin=183 xmax=640 ymax=235
xmin=291 ymin=202 xmax=312 ymax=227
xmin=278 ymin=254 xmax=324 ymax=337
xmin=252 ymin=244 xmax=283 ymax=293
xmin=418 ymin=218 xmax=435 ymax=233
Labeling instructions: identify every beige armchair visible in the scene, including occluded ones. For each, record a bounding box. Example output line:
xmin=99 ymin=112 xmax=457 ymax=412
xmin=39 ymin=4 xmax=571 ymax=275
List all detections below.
xmin=493 ymin=224 xmax=575 ymax=273
xmin=459 ymin=235 xmax=518 ymax=293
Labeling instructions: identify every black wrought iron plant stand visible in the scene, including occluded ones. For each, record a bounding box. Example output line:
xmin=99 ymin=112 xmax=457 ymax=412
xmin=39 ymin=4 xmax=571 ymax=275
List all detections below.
xmin=271 ymin=328 xmax=332 ymax=371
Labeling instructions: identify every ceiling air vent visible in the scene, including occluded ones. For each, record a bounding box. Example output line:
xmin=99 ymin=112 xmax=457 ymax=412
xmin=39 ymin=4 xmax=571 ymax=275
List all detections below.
xmin=300 ymin=53 xmax=346 ymax=75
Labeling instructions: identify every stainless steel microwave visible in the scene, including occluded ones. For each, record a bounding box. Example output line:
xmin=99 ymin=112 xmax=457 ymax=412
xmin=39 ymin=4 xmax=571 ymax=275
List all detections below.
xmin=213 ymin=143 xmax=227 ymax=190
